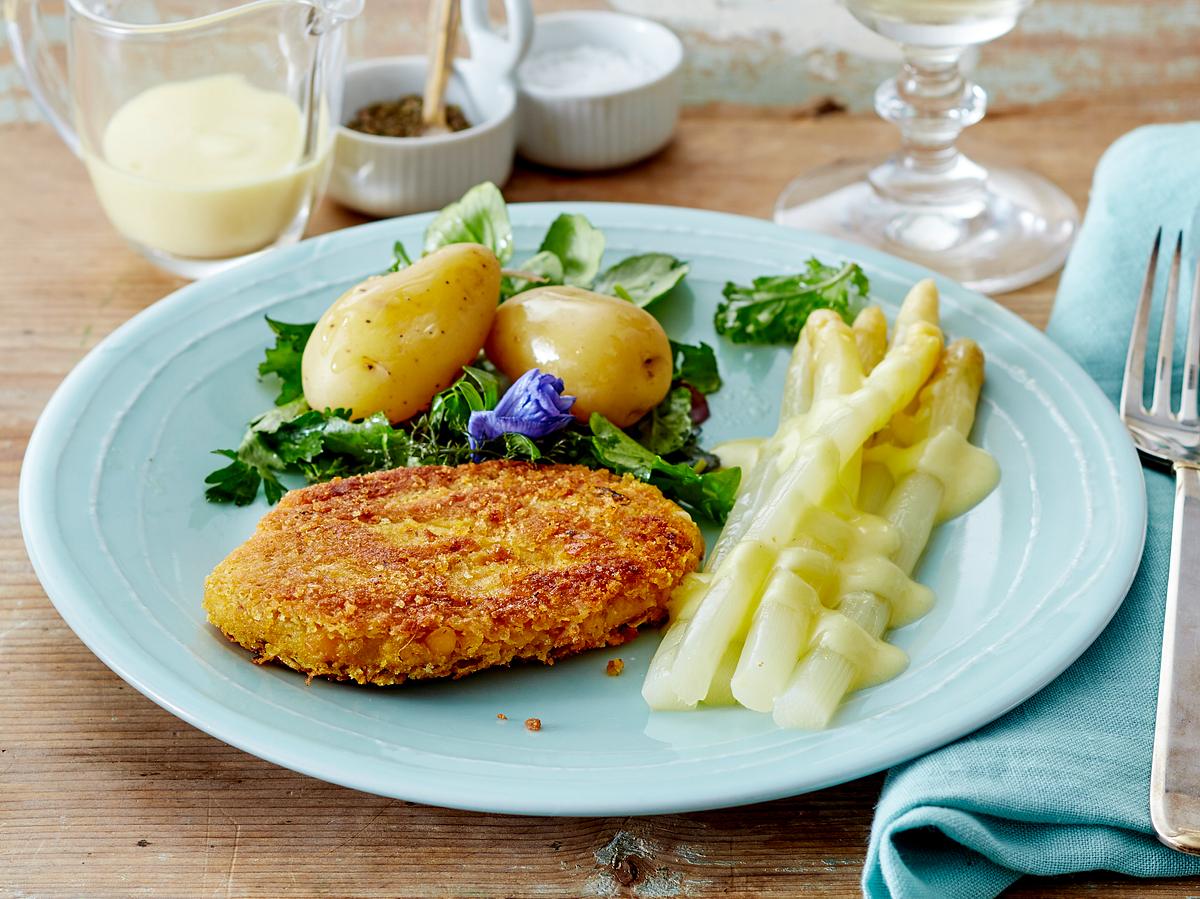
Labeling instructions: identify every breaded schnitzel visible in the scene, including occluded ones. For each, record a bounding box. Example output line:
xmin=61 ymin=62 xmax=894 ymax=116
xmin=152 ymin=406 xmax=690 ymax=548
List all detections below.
xmin=204 ymin=461 xmax=703 ymax=685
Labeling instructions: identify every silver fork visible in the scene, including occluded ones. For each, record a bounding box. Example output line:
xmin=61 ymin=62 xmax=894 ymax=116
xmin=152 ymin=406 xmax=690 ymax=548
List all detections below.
xmin=1121 ymin=229 xmax=1200 ymax=853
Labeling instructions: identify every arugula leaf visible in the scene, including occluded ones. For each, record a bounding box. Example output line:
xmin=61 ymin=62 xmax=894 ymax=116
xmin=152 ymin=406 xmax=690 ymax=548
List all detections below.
xmin=538 ymin=214 xmax=605 ymax=286
xmin=423 ymin=181 xmax=513 ymax=263
xmin=634 ymin=386 xmax=694 ymax=456
xmin=594 ymin=254 xmax=689 ymax=307
xmin=669 ymin=340 xmax=721 ymax=394
xmin=258 ymin=318 xmax=315 ymax=405
xmin=387 ymin=241 xmax=413 ymax=272
xmin=590 ymin=414 xmax=740 ymax=521
xmin=501 ymin=250 xmax=564 ymax=298
xmin=715 ymin=259 xmax=869 ymax=344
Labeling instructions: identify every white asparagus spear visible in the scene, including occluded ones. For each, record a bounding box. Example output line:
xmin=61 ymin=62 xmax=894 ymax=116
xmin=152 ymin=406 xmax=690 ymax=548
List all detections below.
xmin=731 ymin=568 xmax=823 ymax=711
xmin=710 ymin=317 xmax=941 ymax=570
xmin=775 ymin=337 xmax=991 ymax=728
xmin=781 ymin=323 xmax=815 ymax=419
xmin=641 ymin=574 xmax=711 ymax=710
xmin=852 ymin=306 xmax=888 ymax=374
xmin=664 ymin=540 xmax=775 ymax=706
xmin=892 ymin=279 xmax=939 ymax=343
xmin=666 ymin=304 xmax=942 ymax=714
xmin=708 ymin=313 xmax=867 ymax=570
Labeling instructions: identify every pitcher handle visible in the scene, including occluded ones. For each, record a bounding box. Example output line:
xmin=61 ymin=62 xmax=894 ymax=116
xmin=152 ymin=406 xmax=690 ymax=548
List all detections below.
xmin=461 ymin=0 xmax=533 ymax=79
xmin=4 ymin=0 xmax=81 ymax=155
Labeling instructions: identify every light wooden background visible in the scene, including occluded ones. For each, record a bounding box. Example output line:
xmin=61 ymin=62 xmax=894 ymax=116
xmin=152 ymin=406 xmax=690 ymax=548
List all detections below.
xmin=4 ymin=1 xmax=1200 ymax=896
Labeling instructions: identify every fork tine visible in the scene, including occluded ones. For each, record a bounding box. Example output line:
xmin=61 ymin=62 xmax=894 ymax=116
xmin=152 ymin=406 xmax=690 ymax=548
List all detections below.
xmin=1152 ymin=233 xmax=1185 ymax=416
xmin=1123 ymin=229 xmax=1162 ymax=418
xmin=1181 ymin=246 xmax=1200 ymax=422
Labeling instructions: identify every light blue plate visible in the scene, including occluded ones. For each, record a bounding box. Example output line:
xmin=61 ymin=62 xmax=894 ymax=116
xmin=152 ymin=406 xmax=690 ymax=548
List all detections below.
xmin=19 ymin=205 xmax=1145 ymax=815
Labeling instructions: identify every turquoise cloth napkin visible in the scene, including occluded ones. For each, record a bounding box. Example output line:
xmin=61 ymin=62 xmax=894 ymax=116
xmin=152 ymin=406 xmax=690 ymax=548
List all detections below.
xmin=863 ymin=123 xmax=1200 ymax=898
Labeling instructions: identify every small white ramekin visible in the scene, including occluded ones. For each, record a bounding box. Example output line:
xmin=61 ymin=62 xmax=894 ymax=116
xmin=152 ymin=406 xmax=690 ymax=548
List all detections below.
xmin=516 ymin=11 xmax=684 ymax=171
xmin=328 ymin=57 xmax=517 ymax=217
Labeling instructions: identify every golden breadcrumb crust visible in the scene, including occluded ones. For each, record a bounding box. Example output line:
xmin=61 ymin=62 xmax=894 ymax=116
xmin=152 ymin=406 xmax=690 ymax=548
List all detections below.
xmin=204 ymin=461 xmax=703 ymax=685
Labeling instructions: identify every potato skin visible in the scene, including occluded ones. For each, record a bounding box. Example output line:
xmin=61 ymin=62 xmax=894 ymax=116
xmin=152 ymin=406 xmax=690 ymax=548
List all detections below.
xmin=486 ymin=286 xmax=672 ymax=428
xmin=302 ymin=244 xmax=500 ymax=422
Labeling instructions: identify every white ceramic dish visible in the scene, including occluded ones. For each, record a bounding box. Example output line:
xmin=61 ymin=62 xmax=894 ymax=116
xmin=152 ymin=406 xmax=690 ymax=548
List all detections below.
xmin=328 ymin=0 xmax=532 ymax=217
xmin=20 ymin=204 xmax=1145 ymax=815
xmin=330 ymin=57 xmax=517 ymax=217
xmin=515 ymin=11 xmax=684 ymax=171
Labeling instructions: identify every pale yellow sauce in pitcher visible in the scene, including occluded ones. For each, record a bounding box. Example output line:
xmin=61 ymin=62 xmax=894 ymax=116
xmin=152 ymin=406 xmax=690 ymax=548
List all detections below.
xmin=84 ymin=74 xmax=330 ymax=260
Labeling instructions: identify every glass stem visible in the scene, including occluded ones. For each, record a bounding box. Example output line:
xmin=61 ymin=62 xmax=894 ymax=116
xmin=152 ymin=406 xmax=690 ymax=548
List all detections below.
xmin=870 ymin=45 xmax=988 ymax=208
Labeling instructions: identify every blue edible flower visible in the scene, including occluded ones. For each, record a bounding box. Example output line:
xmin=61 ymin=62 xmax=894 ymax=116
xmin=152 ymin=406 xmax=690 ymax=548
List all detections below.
xmin=467 ymin=368 xmax=577 ymax=452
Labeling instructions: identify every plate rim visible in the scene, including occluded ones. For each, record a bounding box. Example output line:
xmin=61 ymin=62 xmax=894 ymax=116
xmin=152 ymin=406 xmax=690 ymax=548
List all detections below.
xmin=18 ymin=202 xmax=1147 ymax=815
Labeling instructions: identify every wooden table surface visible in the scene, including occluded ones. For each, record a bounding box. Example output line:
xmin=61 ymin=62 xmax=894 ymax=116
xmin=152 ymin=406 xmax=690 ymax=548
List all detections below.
xmin=5 ymin=88 xmax=1200 ymax=898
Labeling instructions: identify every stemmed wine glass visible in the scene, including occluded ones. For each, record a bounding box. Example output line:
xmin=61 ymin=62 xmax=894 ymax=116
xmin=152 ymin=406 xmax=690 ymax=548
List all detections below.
xmin=774 ymin=0 xmax=1077 ymax=294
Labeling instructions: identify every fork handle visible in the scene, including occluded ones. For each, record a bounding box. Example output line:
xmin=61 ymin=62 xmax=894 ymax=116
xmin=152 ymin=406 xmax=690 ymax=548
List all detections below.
xmin=1152 ymin=463 xmax=1200 ymax=853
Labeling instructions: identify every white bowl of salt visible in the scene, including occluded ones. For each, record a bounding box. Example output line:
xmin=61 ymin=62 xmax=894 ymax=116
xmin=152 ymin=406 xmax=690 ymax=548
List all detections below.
xmin=516 ymin=11 xmax=684 ymax=171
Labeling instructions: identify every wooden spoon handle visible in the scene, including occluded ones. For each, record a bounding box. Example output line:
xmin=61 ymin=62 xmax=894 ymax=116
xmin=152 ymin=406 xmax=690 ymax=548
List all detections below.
xmin=422 ymin=0 xmax=459 ymax=129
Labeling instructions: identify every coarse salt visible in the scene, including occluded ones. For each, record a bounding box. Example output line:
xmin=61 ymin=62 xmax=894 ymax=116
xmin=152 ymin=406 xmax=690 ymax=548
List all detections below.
xmin=518 ymin=44 xmax=661 ymax=94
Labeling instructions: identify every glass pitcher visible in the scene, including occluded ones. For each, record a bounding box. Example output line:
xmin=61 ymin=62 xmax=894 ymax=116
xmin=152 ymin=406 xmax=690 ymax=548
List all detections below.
xmin=6 ymin=0 xmax=363 ymax=278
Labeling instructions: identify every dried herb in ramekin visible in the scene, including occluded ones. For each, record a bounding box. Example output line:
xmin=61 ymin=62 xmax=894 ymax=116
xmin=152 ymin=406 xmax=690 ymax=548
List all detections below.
xmin=347 ymin=94 xmax=471 ymax=138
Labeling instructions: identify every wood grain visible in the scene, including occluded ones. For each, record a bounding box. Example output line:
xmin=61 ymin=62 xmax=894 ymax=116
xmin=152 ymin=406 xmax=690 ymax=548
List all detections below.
xmin=4 ymin=90 xmax=1200 ymax=898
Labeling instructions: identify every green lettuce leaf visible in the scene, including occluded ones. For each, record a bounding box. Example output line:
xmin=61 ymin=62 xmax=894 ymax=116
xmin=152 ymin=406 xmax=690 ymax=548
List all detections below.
xmin=501 ymin=250 xmax=564 ymax=298
xmin=669 ymin=340 xmax=721 ymax=394
xmin=423 ymin=181 xmax=513 ymax=263
xmin=590 ymin=414 xmax=740 ymax=521
xmin=594 ymin=254 xmax=689 ymax=307
xmin=633 ymin=386 xmax=694 ymax=456
xmin=538 ymin=213 xmax=605 ymax=286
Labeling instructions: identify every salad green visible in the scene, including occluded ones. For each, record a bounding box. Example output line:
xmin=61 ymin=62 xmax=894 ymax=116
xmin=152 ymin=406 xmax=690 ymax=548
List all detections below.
xmin=412 ymin=183 xmax=690 ymax=307
xmin=205 ymin=330 xmax=735 ymax=520
xmin=715 ymin=258 xmax=869 ymax=344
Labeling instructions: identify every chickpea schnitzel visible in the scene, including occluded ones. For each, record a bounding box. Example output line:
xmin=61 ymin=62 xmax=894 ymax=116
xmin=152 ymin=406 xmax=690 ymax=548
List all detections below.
xmin=204 ymin=461 xmax=703 ymax=685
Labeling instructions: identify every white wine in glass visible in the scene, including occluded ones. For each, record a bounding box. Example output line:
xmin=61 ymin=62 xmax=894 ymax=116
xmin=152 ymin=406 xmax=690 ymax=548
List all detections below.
xmin=775 ymin=0 xmax=1077 ymax=294
xmin=849 ymin=0 xmax=1027 ymax=43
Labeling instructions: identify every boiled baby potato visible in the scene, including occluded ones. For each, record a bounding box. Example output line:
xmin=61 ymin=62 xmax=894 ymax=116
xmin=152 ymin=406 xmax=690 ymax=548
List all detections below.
xmin=302 ymin=244 xmax=500 ymax=422
xmin=486 ymin=285 xmax=672 ymax=428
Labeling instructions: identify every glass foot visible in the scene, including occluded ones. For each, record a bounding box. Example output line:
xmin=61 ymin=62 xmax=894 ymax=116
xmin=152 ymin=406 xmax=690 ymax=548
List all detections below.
xmin=774 ymin=159 xmax=1079 ymax=295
